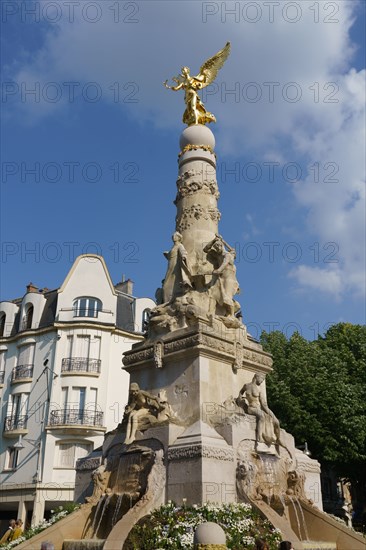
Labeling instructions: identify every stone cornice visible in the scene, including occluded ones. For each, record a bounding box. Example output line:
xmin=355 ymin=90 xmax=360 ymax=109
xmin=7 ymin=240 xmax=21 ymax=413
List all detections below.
xmin=123 ymin=328 xmax=272 ymax=370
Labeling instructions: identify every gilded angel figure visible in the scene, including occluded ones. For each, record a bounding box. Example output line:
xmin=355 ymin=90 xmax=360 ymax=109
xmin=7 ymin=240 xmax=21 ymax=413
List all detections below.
xmin=164 ymin=42 xmax=231 ymax=126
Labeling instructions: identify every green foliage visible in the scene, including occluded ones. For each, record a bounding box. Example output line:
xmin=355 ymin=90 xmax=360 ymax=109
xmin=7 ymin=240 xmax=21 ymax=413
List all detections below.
xmin=124 ymin=502 xmax=282 ymax=549
xmin=261 ymin=323 xmax=366 ymax=482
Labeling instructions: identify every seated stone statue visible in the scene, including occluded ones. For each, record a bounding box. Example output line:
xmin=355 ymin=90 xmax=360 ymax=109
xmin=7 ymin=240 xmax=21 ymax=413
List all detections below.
xmin=123 ymin=384 xmax=176 ymax=444
xmin=123 ymin=383 xmax=161 ymax=444
xmin=237 ymin=373 xmax=281 ymax=449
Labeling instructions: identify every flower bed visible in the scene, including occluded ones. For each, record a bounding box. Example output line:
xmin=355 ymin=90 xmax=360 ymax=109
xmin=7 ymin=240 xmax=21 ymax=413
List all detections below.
xmin=124 ymin=502 xmax=282 ymax=549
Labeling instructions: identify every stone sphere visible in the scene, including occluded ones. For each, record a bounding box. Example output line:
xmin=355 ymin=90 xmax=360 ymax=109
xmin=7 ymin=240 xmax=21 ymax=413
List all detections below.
xmin=179 ymin=125 xmax=215 ymax=151
xmin=193 ymin=522 xmax=226 ymax=545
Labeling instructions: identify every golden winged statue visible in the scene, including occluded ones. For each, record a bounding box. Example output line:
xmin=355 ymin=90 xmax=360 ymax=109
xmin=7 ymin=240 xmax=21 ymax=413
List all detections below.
xmin=164 ymin=42 xmax=231 ymax=126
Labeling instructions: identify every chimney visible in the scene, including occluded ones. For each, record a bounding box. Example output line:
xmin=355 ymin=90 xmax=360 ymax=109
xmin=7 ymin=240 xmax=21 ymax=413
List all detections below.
xmin=26 ymin=282 xmax=38 ymax=293
xmin=115 ymin=278 xmax=134 ymax=295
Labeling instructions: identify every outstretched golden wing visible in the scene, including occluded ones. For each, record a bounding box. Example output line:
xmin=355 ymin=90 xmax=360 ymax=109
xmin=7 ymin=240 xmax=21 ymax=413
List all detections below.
xmin=198 ymin=42 xmax=231 ymax=88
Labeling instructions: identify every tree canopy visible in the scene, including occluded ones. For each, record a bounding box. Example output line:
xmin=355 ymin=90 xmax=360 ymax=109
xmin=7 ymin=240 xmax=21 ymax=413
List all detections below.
xmin=260 ymin=323 xmax=366 ymax=483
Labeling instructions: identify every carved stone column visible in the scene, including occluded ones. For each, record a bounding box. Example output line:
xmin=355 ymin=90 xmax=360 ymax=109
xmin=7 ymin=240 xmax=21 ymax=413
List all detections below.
xmin=175 ymin=125 xmax=220 ymax=280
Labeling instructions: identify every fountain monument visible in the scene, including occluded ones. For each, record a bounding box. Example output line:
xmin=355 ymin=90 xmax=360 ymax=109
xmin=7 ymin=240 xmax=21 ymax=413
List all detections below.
xmin=16 ymin=43 xmax=366 ymax=550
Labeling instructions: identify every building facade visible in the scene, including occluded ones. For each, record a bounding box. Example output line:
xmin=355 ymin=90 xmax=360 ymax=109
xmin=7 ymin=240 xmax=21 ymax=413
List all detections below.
xmin=0 ymin=255 xmax=154 ymax=529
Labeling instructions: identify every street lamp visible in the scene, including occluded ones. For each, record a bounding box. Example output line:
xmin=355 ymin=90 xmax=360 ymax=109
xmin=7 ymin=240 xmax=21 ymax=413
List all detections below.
xmin=296 ymin=441 xmax=312 ymax=456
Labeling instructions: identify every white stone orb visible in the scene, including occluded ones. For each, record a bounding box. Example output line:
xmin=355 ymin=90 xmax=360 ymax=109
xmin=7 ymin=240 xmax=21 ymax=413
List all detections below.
xmin=193 ymin=522 xmax=227 ymax=545
xmin=179 ymin=125 xmax=215 ymax=151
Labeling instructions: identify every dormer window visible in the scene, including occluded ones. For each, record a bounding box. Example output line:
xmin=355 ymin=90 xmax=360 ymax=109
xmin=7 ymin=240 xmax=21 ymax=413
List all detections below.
xmin=142 ymin=308 xmax=151 ymax=332
xmin=22 ymin=305 xmax=34 ymax=330
xmin=0 ymin=314 xmax=5 ymax=337
xmin=73 ymin=297 xmax=102 ymax=318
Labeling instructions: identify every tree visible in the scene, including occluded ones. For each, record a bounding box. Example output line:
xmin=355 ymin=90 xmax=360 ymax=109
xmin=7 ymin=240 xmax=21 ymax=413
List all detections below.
xmin=260 ymin=323 xmax=366 ymax=485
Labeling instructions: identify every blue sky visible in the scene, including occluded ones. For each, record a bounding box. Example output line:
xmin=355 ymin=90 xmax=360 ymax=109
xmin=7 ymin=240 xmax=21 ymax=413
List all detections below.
xmin=1 ymin=0 xmax=365 ymax=340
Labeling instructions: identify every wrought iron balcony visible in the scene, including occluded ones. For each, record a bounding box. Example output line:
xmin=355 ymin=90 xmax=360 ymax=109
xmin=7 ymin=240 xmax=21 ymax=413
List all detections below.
xmin=0 ymin=371 xmax=4 ymax=384
xmin=12 ymin=364 xmax=34 ymax=382
xmin=4 ymin=415 xmax=28 ymax=432
xmin=49 ymin=409 xmax=104 ymax=428
xmin=61 ymin=357 xmax=101 ymax=375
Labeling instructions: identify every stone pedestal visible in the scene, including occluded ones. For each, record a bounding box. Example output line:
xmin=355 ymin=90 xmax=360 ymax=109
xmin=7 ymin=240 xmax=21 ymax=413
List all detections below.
xmin=167 ymin=420 xmax=236 ymax=504
xmin=123 ymin=320 xmax=267 ymax=505
xmin=124 ymin=321 xmax=272 ymax=423
xmin=122 ymin=318 xmax=323 ymax=510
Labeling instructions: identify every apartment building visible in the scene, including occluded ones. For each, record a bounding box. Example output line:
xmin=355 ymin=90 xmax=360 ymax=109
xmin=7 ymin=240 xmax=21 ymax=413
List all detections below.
xmin=0 ymin=254 xmax=154 ymax=528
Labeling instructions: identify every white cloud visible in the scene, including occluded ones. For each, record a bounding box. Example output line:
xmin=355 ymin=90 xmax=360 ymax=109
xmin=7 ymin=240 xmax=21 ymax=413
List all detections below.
xmin=6 ymin=0 xmax=365 ymax=298
xmin=288 ymin=265 xmax=343 ymax=300
xmin=288 ymin=265 xmax=343 ymax=298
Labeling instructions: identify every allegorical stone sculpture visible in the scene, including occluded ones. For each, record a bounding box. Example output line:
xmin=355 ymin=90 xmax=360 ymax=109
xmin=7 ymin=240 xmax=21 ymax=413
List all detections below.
xmin=123 ymin=383 xmax=176 ymax=444
xmin=204 ymin=234 xmax=241 ymax=320
xmin=123 ymin=383 xmax=161 ymax=444
xmin=162 ymin=231 xmax=193 ymax=303
xmin=237 ymin=373 xmax=281 ymax=452
xmin=164 ymin=42 xmax=231 ymax=126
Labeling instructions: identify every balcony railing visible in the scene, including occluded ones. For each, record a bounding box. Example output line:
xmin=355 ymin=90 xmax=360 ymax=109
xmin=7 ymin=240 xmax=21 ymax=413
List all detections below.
xmin=12 ymin=364 xmax=34 ymax=382
xmin=61 ymin=357 xmax=101 ymax=374
xmin=4 ymin=415 xmax=28 ymax=432
xmin=49 ymin=409 xmax=104 ymax=427
xmin=0 ymin=371 xmax=4 ymax=384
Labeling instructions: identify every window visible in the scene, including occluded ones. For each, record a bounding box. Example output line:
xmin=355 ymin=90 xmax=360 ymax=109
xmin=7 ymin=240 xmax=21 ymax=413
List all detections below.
xmin=73 ymin=297 xmax=102 ymax=318
xmin=0 ymin=350 xmax=6 ymax=384
xmin=62 ymin=386 xmax=87 ymax=422
xmin=74 ymin=387 xmax=86 ymax=421
xmin=14 ymin=344 xmax=35 ymax=379
xmin=76 ymin=387 xmax=86 ymax=411
xmin=76 ymin=334 xmax=101 ymax=359
xmin=87 ymin=388 xmax=98 ymax=412
xmin=61 ymin=386 xmax=69 ymax=409
xmin=66 ymin=335 xmax=74 ymax=358
xmin=76 ymin=335 xmax=90 ymax=358
xmin=0 ymin=314 xmax=5 ymax=337
xmin=57 ymin=442 xmax=92 ymax=468
xmin=22 ymin=305 xmax=34 ymax=330
xmin=6 ymin=392 xmax=29 ymax=430
xmin=142 ymin=308 xmax=151 ymax=332
xmin=5 ymin=447 xmax=19 ymax=470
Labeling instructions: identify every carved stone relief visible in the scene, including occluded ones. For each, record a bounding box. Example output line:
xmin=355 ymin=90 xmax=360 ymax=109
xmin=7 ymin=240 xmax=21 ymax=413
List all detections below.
xmin=168 ymin=444 xmax=234 ymax=462
xmin=153 ymin=340 xmax=164 ymax=369
xmin=176 ymin=204 xmax=221 ymax=232
xmin=175 ymin=169 xmax=220 ymax=203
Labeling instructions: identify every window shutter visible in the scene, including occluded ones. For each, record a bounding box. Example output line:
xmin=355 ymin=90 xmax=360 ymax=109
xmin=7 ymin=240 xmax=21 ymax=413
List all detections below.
xmin=59 ymin=443 xmax=75 ymax=468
